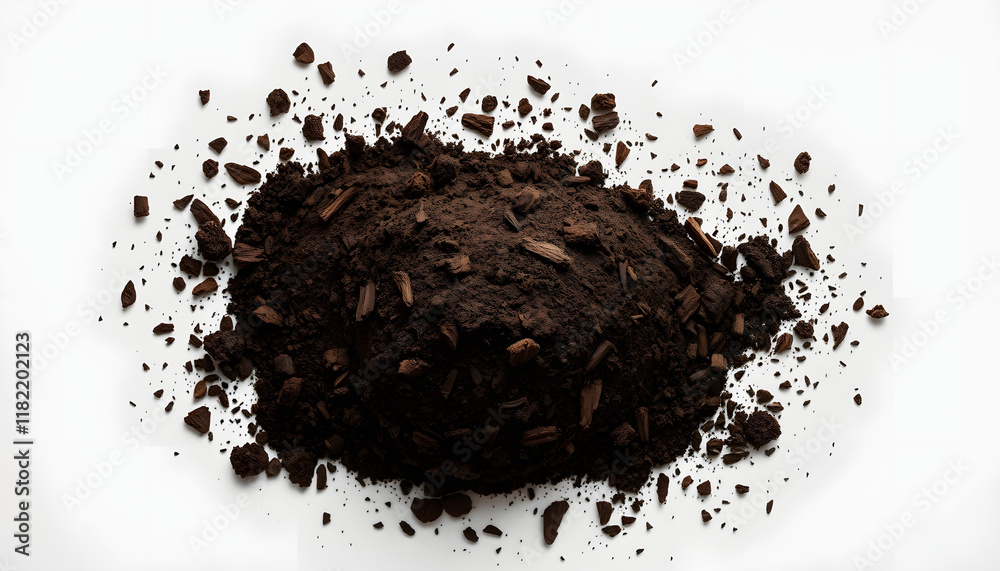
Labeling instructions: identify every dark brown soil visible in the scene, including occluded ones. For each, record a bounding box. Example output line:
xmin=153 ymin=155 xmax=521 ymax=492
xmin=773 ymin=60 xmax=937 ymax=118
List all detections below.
xmin=200 ymin=119 xmax=799 ymax=495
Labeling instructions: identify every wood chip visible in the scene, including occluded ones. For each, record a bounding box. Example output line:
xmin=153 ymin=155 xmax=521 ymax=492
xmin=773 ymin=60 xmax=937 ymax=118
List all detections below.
xmin=461 ymin=113 xmax=494 ymax=137
xmin=439 ymin=322 xmax=459 ymax=351
xmin=121 ymin=280 xmax=136 ymax=308
xmin=527 ymin=75 xmax=551 ymax=95
xmin=503 ymin=207 xmax=521 ymax=231
xmin=769 ymin=181 xmax=787 ymax=204
xmin=317 ymin=62 xmax=335 ymax=85
xmin=253 ymin=305 xmax=283 ymax=326
xmin=191 ymin=278 xmax=218 ymax=296
xmin=635 ymin=407 xmax=649 ymax=441
xmin=483 ymin=525 xmax=502 ymax=537
xmin=208 ymin=137 xmax=227 ymax=154
xmin=676 ymin=190 xmax=705 ymax=211
xmin=355 ymin=281 xmax=376 ymax=321
xmin=514 ymin=186 xmax=541 ymax=213
xmin=732 ymin=313 xmax=745 ymax=335
xmin=397 ymin=359 xmax=429 ymax=379
xmin=693 ymin=124 xmax=714 ymax=137
xmin=398 ymin=112 xmax=426 ymax=145
xmin=791 ymin=235 xmax=820 ymax=270
xmin=184 ymin=406 xmax=211 ymax=434
xmin=579 ymin=379 xmax=602 ymax=428
xmin=658 ymin=235 xmax=694 ymax=276
xmin=522 ymin=239 xmax=572 ymax=267
xmin=597 ymin=500 xmax=614 ymax=525
xmin=416 ymin=199 xmax=428 ymax=224
xmin=615 ymin=141 xmax=630 ymax=167
xmin=133 ymin=195 xmax=149 ymax=218
xmin=232 ymin=243 xmax=265 ymax=265
xmin=446 ymin=254 xmax=472 ymax=275
xmin=675 ymin=285 xmax=701 ymax=322
xmin=774 ymin=333 xmax=793 ymax=353
xmin=656 ymin=473 xmax=670 ymax=504
xmin=179 ymin=255 xmax=203 ymax=277
xmin=592 ymin=112 xmax=619 ymax=134
xmin=562 ymin=222 xmax=599 ymax=248
xmin=684 ymin=217 xmax=718 ymax=257
xmin=508 ymin=338 xmax=540 ymax=367
xmin=521 ymin=426 xmax=558 ymax=446
xmin=392 ymin=271 xmax=413 ymax=307
xmin=542 ymin=500 xmax=570 ymax=545
xmin=788 ymin=205 xmax=811 ymax=234
xmin=585 ymin=340 xmax=615 ymax=371
xmin=590 ymin=93 xmax=616 ymax=112
xmin=152 ymin=323 xmax=173 ymax=335
xmin=832 ymin=322 xmax=849 ymax=349
xmin=710 ymin=353 xmax=728 ymax=371
xmin=173 ymin=194 xmax=194 ymax=210
xmin=225 ymin=163 xmax=261 ymax=185
xmin=319 ymin=187 xmax=359 ymax=221
xmin=292 ymin=42 xmax=314 ymax=64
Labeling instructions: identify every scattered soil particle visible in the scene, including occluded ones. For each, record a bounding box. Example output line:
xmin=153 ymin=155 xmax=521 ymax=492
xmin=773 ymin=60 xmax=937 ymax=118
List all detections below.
xmin=303 ymin=115 xmax=325 ymax=141
xmin=134 ymin=196 xmax=149 ymax=218
xmin=794 ymin=151 xmax=812 ymax=174
xmin=866 ymin=305 xmax=889 ymax=319
xmin=482 ymin=95 xmax=498 ymax=113
xmin=832 ymin=322 xmax=849 ymax=349
xmin=202 ymin=159 xmax=219 ymax=179
xmin=230 ymin=443 xmax=269 ymax=477
xmin=693 ymin=124 xmax=714 ymax=137
xmin=121 ymin=281 xmax=136 ymax=308
xmin=788 ymin=205 xmax=811 ymax=234
xmin=267 ymin=89 xmax=290 ymax=116
xmin=591 ymin=93 xmax=616 ymax=111
xmin=597 ymin=501 xmax=614 ymax=525
xmin=542 ymin=500 xmax=570 ymax=545
xmin=184 ymin=406 xmax=211 ymax=435
xmin=387 ymin=50 xmax=412 ymax=73
xmin=769 ymin=181 xmax=786 ymax=204
xmin=292 ymin=43 xmax=314 ymax=64
xmin=208 ymin=137 xmax=227 ymax=154
xmin=527 ymin=75 xmax=551 ymax=95
xmin=225 ymin=163 xmax=262 ymax=185
xmin=593 ymin=112 xmax=619 ymax=133
xmin=461 ymin=113 xmax=494 ymax=137
xmin=318 ymin=62 xmax=335 ymax=85
xmin=410 ymin=497 xmax=444 ymax=523
xmin=744 ymin=410 xmax=781 ymax=449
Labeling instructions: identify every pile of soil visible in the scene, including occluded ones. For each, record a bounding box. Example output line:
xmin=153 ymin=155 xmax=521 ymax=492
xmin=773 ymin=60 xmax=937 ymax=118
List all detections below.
xmin=197 ymin=114 xmax=799 ymax=494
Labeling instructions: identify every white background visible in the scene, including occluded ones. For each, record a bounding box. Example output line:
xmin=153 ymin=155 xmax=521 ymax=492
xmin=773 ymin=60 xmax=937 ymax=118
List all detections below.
xmin=0 ymin=0 xmax=996 ymax=569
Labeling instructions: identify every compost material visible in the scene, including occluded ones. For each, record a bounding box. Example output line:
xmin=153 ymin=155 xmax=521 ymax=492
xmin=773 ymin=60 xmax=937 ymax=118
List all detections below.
xmin=199 ymin=120 xmax=799 ymax=494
